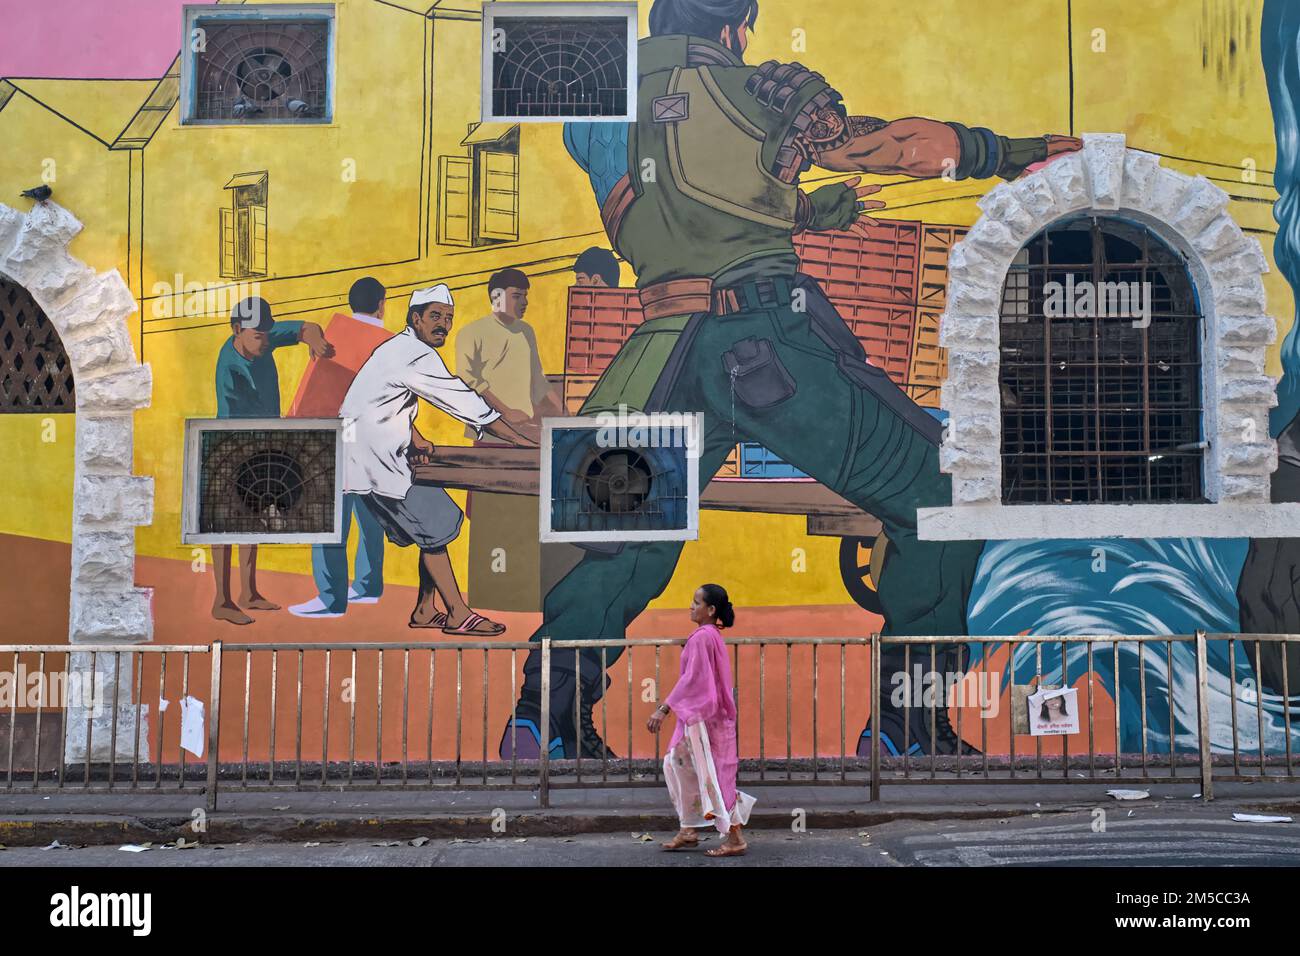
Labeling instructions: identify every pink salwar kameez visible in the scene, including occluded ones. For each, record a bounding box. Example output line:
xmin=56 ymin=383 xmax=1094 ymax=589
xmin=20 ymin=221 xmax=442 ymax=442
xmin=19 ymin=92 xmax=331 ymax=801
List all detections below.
xmin=662 ymin=624 xmax=756 ymax=833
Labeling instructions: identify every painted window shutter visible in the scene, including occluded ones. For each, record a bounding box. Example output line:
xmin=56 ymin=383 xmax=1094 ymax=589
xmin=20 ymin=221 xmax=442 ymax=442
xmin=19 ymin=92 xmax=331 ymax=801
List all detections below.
xmin=478 ymin=149 xmax=519 ymax=242
xmin=250 ymin=204 xmax=268 ymax=276
xmin=438 ymin=156 xmax=473 ymax=246
xmin=220 ymin=207 xmax=236 ymax=278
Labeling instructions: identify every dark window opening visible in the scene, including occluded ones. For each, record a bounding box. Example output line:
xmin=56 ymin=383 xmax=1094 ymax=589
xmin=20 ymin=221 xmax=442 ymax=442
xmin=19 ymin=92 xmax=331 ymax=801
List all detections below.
xmin=999 ymin=215 xmax=1204 ymax=504
xmin=490 ymin=16 xmax=629 ymax=119
xmin=0 ymin=277 xmax=74 ymax=413
xmin=190 ymin=17 xmax=331 ymax=123
xmin=197 ymin=428 xmax=336 ymax=535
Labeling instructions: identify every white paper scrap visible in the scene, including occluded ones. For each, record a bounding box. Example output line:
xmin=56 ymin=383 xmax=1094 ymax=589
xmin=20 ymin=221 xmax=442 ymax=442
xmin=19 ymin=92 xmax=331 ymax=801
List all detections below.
xmin=180 ymin=695 xmax=205 ymax=758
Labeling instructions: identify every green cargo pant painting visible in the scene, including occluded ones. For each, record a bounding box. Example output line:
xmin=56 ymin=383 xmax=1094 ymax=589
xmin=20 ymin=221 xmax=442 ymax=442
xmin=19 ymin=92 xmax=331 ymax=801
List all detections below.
xmin=503 ymin=275 xmax=986 ymax=761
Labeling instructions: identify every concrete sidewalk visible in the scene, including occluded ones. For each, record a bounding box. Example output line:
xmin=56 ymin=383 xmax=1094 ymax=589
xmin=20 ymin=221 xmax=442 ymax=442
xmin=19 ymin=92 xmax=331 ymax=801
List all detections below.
xmin=2 ymin=779 xmax=1299 ymax=846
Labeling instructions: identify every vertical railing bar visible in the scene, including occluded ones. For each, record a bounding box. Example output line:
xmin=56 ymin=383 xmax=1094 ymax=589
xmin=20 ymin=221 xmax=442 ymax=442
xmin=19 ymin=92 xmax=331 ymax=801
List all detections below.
xmin=1060 ymin=640 xmax=1069 ymax=779
xmin=930 ymin=644 xmax=938 ymax=781
xmin=1112 ymin=640 xmax=1121 ymax=777
xmin=785 ymin=642 xmax=792 ymax=781
xmin=155 ymin=651 xmax=166 ymax=790
xmin=600 ymin=645 xmax=608 ymax=784
xmin=903 ymin=644 xmax=912 ymax=777
xmin=654 ymin=645 xmax=662 ymax=782
xmin=574 ymin=647 xmax=582 ymax=782
xmin=6 ymin=651 xmax=17 ymax=790
xmin=839 ymin=642 xmax=846 ymax=783
xmin=1033 ymin=642 xmax=1042 ymax=780
xmin=1228 ymin=639 xmax=1240 ymax=777
xmin=1007 ymin=641 xmax=1016 ymax=780
xmin=981 ymin=642 xmax=989 ymax=779
xmin=108 ymin=652 xmax=122 ymax=789
xmin=178 ymin=651 xmax=190 ymax=789
xmin=870 ymin=633 xmax=880 ymax=802
xmin=402 ymin=649 xmax=410 ymax=787
xmin=206 ymin=642 xmax=223 ymax=812
xmin=511 ymin=648 xmax=519 ymax=786
xmin=1167 ymin=639 xmax=1176 ymax=777
xmin=241 ymin=650 xmax=250 ymax=787
xmin=348 ymin=649 xmax=357 ymax=785
xmin=758 ymin=642 xmax=765 ymax=782
xmin=1282 ymin=639 xmax=1294 ymax=778
xmin=1195 ymin=630 xmax=1213 ymax=802
xmin=1254 ymin=642 xmax=1266 ymax=776
xmin=376 ymin=649 xmax=384 ymax=785
xmin=732 ymin=643 xmax=740 ymax=782
xmin=322 ymin=650 xmax=331 ymax=786
xmin=268 ymin=649 xmax=277 ymax=788
xmin=295 ymin=649 xmax=304 ymax=789
xmin=1139 ymin=641 xmax=1149 ymax=778
xmin=482 ymin=648 xmax=489 ymax=786
xmin=85 ymin=650 xmax=97 ymax=789
xmin=955 ymin=644 xmax=964 ymax=781
xmin=812 ymin=642 xmax=819 ymax=781
xmin=131 ymin=650 xmax=143 ymax=789
xmin=1087 ymin=641 xmax=1096 ymax=779
xmin=539 ymin=639 xmax=551 ymax=808
xmin=455 ymin=648 xmax=463 ymax=787
xmin=57 ymin=649 xmax=68 ymax=790
xmin=626 ymin=646 xmax=634 ymax=785
xmin=426 ymin=648 xmax=436 ymax=788
xmin=32 ymin=650 xmax=45 ymax=792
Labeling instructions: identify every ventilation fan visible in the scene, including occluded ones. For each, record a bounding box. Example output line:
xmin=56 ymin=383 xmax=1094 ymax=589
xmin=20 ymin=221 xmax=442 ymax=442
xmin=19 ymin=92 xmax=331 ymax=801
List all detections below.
xmin=541 ymin=413 xmax=701 ymax=543
xmin=182 ymin=418 xmax=344 ymax=545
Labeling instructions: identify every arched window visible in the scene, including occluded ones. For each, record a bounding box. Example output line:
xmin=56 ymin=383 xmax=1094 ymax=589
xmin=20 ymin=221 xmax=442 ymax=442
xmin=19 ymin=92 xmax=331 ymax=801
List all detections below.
xmin=999 ymin=215 xmax=1203 ymax=505
xmin=0 ymin=275 xmax=75 ymax=412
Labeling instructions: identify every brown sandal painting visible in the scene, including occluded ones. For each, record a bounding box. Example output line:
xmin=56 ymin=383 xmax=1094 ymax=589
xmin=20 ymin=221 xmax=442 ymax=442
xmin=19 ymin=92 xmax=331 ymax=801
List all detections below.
xmin=441 ymin=612 xmax=505 ymax=636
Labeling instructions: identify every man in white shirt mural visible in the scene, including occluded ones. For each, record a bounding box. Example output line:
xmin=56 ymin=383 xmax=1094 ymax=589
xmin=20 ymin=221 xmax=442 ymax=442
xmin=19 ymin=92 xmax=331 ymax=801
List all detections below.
xmin=340 ymin=284 xmax=535 ymax=634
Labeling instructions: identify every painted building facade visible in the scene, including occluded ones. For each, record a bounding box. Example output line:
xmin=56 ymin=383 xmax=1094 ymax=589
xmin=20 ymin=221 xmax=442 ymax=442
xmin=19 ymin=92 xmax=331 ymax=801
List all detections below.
xmin=2 ymin=0 xmax=1300 ymax=767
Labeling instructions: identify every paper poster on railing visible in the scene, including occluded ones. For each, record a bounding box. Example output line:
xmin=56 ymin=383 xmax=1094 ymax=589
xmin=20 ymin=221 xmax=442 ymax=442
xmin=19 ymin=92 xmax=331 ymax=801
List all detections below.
xmin=1027 ymin=687 xmax=1080 ymax=737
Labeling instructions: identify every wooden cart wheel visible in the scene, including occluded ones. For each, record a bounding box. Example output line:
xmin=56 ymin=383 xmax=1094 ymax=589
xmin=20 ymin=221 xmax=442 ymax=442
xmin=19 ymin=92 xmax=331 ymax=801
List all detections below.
xmin=839 ymin=534 xmax=886 ymax=615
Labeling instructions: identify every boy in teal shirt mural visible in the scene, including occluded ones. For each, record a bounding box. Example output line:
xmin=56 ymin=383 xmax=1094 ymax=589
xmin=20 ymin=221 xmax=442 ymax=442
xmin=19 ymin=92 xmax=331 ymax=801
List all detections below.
xmin=211 ymin=296 xmax=334 ymax=625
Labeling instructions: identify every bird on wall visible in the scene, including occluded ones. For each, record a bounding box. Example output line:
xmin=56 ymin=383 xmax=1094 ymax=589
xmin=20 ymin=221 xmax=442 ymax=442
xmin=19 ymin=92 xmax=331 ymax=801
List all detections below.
xmin=286 ymin=99 xmax=311 ymax=117
xmin=20 ymin=185 xmax=52 ymax=203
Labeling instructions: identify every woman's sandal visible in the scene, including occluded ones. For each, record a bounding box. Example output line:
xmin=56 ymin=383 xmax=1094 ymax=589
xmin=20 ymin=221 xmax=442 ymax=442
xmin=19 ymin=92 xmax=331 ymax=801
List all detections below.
xmin=441 ymin=612 xmax=505 ymax=636
xmin=704 ymin=842 xmax=747 ymax=858
xmin=661 ymin=833 xmax=701 ymax=851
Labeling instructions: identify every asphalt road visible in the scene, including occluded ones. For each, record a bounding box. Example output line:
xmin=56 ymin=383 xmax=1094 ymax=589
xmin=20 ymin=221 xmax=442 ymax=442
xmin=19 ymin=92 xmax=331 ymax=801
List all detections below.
xmin=3 ymin=806 xmax=1298 ymax=867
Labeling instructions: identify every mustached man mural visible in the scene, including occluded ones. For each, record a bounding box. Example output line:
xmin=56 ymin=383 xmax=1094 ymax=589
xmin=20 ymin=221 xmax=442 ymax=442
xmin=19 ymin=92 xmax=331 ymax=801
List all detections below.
xmin=3 ymin=0 xmax=1300 ymax=771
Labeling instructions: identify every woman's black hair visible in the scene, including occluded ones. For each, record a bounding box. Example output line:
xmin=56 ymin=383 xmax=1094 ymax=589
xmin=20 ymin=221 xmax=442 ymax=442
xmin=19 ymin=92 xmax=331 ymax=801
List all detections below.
xmin=699 ymin=583 xmax=735 ymax=628
xmin=648 ymin=0 xmax=758 ymax=39
xmin=1039 ymin=695 xmax=1069 ymax=720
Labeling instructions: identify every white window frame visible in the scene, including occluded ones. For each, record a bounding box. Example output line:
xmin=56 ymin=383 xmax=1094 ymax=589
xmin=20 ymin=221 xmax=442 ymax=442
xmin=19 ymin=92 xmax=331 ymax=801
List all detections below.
xmin=181 ymin=417 xmax=346 ymax=545
xmin=540 ymin=413 xmax=701 ymax=543
xmin=917 ymin=133 xmax=1300 ymax=540
xmin=481 ymin=1 xmax=639 ymax=124
xmin=180 ymin=3 xmax=337 ymax=127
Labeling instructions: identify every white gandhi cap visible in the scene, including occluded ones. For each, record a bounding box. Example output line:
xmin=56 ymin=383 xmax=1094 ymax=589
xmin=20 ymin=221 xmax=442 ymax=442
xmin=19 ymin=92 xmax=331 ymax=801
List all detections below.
xmin=409 ymin=283 xmax=454 ymax=311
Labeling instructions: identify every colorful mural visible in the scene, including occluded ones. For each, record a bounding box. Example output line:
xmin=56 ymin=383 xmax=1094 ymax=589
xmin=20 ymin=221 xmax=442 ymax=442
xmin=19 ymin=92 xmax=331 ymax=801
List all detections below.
xmin=4 ymin=0 xmax=1300 ymax=771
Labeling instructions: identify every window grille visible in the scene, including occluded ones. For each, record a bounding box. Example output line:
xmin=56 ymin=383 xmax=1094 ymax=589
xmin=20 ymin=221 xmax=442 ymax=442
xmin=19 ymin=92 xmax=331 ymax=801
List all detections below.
xmin=188 ymin=14 xmax=331 ymax=123
xmin=0 ymin=277 xmax=74 ymax=413
xmin=486 ymin=10 xmax=633 ymax=120
xmin=197 ymin=428 xmax=337 ymax=536
xmin=999 ymin=215 xmax=1204 ymax=504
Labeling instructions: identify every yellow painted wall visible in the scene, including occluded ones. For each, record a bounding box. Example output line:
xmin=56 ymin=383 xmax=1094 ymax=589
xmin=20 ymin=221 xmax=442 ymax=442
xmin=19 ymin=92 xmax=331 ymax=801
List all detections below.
xmin=0 ymin=0 xmax=1291 ymax=614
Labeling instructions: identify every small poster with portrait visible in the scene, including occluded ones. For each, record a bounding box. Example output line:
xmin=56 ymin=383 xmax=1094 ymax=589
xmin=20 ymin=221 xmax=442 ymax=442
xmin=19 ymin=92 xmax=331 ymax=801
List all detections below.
xmin=1027 ymin=686 xmax=1080 ymax=736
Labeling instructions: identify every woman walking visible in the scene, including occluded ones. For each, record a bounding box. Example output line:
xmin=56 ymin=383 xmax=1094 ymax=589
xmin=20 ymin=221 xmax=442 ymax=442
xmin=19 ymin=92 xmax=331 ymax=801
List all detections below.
xmin=648 ymin=584 xmax=755 ymax=857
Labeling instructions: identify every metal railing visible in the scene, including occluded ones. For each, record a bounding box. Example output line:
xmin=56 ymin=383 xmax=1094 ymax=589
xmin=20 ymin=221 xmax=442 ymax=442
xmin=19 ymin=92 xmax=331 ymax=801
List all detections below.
xmin=1 ymin=632 xmax=1297 ymax=810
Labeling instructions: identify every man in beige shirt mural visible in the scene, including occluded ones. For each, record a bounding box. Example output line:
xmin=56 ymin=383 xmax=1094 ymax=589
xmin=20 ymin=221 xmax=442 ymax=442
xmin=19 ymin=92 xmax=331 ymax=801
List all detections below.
xmin=456 ymin=268 xmax=559 ymax=610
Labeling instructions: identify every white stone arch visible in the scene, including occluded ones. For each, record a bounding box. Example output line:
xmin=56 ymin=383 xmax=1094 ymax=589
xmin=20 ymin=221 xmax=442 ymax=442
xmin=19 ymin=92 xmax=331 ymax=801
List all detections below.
xmin=0 ymin=201 xmax=154 ymax=642
xmin=917 ymin=132 xmax=1300 ymax=540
